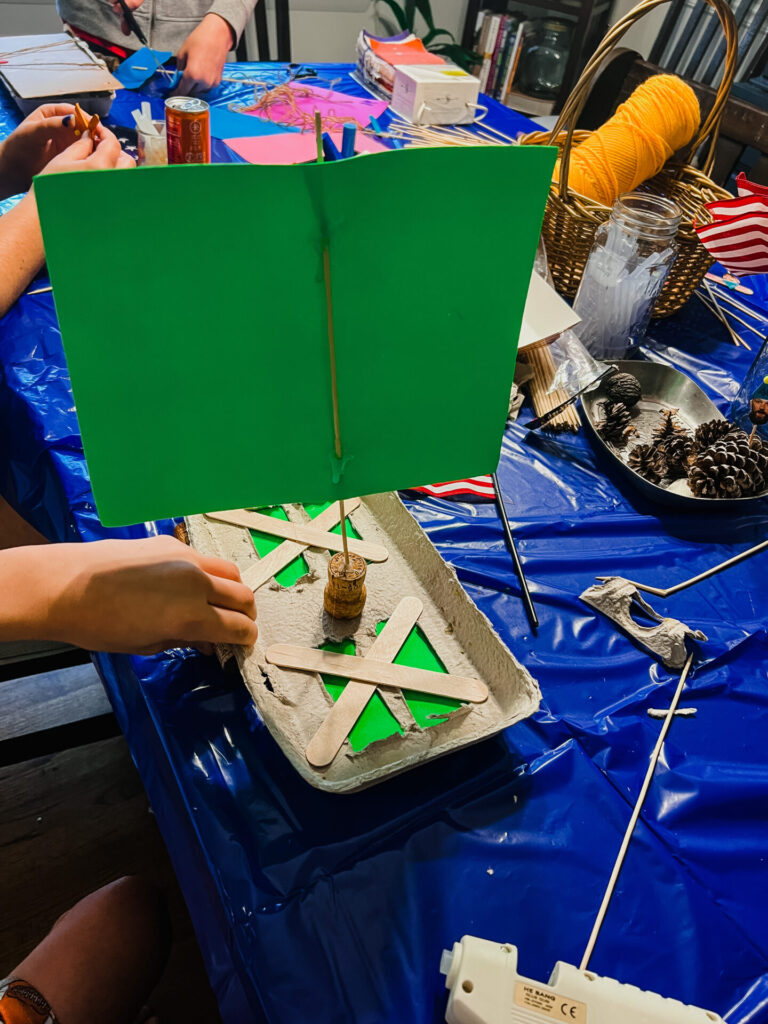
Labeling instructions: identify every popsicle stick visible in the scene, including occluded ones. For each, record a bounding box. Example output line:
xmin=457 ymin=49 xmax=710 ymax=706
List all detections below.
xmin=207 ymin=508 xmax=387 ymax=562
xmin=240 ymin=498 xmax=360 ymax=592
xmin=305 ymin=596 xmax=423 ymax=767
xmin=266 ymin=645 xmax=488 ymax=702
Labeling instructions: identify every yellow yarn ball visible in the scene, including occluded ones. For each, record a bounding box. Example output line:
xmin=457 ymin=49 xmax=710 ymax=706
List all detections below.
xmin=556 ymin=74 xmax=700 ymax=206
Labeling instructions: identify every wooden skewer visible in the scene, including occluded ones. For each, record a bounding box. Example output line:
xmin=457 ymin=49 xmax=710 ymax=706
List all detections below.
xmin=266 ymin=644 xmax=489 ymax=702
xmin=522 ymin=344 xmax=581 ymax=432
xmin=305 ymin=596 xmax=423 ymax=767
xmin=206 ymin=508 xmax=387 ymax=562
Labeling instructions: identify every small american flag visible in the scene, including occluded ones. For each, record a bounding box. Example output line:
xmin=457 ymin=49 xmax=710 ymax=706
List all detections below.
xmin=696 ymin=175 xmax=768 ymax=276
xmin=403 ymin=475 xmax=495 ymax=501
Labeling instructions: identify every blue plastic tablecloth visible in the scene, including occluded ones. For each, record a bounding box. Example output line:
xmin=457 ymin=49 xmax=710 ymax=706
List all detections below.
xmin=1 ymin=62 xmax=767 ymax=1024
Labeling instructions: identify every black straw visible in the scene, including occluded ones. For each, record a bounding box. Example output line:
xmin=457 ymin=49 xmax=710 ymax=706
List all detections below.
xmin=492 ymin=472 xmax=539 ymax=631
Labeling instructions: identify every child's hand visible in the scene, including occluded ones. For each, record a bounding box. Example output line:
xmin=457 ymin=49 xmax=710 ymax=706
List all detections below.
xmin=37 ymin=124 xmax=136 ymax=176
xmin=0 ymin=104 xmax=77 ymax=198
xmin=4 ymin=535 xmax=258 ymax=654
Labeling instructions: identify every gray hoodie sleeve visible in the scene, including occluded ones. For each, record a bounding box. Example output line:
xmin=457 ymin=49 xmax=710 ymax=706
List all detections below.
xmin=206 ymin=0 xmax=257 ymax=41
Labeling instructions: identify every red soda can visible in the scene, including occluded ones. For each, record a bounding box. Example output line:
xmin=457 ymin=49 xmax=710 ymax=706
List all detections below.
xmin=165 ymin=96 xmax=210 ymax=165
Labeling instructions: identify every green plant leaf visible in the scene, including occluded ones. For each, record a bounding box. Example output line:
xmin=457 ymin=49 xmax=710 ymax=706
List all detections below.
xmin=375 ymin=0 xmax=407 ymax=31
xmin=412 ymin=0 xmax=436 ymax=31
xmin=429 ymin=42 xmax=479 ymax=70
xmin=404 ymin=0 xmax=416 ymax=30
xmin=423 ymin=27 xmax=454 ymax=45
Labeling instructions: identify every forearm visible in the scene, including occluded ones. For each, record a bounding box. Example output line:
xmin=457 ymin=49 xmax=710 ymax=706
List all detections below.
xmin=0 ymin=191 xmax=45 ymax=317
xmin=0 ymin=139 xmax=16 ymax=201
xmin=0 ymin=497 xmax=49 ymax=549
xmin=204 ymin=1 xmax=246 ymax=45
xmin=0 ymin=545 xmax=58 ymax=642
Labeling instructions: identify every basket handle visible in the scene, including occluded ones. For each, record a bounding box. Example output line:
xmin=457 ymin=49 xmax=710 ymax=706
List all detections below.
xmin=550 ymin=0 xmax=738 ymax=203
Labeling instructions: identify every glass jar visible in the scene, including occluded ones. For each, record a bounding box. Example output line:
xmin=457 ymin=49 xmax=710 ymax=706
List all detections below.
xmin=136 ymin=120 xmax=168 ymax=166
xmin=518 ymin=21 xmax=571 ymax=99
xmin=573 ymin=193 xmax=682 ymax=360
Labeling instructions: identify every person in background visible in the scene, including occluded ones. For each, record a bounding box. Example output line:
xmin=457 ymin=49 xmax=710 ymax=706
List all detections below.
xmin=57 ymin=0 xmax=258 ymax=94
xmin=0 ymin=103 xmax=259 ymax=653
xmin=0 ymin=105 xmax=256 ymax=1024
xmin=0 ymin=877 xmax=170 ymax=1024
xmin=0 ymin=104 xmax=134 ymax=317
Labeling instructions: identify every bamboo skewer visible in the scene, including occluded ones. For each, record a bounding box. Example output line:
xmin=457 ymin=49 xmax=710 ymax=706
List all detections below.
xmin=521 ymin=344 xmax=581 ymax=432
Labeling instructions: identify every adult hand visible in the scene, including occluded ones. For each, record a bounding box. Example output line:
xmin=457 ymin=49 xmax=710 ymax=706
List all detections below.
xmin=0 ymin=104 xmax=76 ymax=198
xmin=110 ymin=0 xmax=145 ymax=36
xmin=176 ymin=14 xmax=234 ymax=95
xmin=6 ymin=535 xmax=258 ymax=654
xmin=36 ymin=123 xmax=136 ymax=176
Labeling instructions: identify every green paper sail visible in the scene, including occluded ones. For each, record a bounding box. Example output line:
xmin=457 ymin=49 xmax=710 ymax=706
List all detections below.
xmin=34 ymin=145 xmax=556 ymax=527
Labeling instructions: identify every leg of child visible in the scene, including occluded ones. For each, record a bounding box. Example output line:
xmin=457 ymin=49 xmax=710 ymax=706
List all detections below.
xmin=7 ymin=876 xmax=170 ymax=1024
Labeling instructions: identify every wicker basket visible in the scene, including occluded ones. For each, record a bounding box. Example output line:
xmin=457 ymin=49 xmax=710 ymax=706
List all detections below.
xmin=519 ymin=0 xmax=737 ymax=318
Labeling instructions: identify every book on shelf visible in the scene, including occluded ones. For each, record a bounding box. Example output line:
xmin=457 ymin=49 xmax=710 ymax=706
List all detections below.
xmin=477 ymin=12 xmax=500 ymax=92
xmin=472 ymin=10 xmax=536 ymax=103
xmin=486 ymin=14 xmax=511 ymax=97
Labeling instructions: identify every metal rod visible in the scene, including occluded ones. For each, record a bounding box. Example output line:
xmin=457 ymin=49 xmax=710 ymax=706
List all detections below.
xmin=492 ymin=472 xmax=538 ymax=631
xmin=580 ymin=653 xmax=694 ymax=971
xmin=596 ymin=537 xmax=768 ymax=597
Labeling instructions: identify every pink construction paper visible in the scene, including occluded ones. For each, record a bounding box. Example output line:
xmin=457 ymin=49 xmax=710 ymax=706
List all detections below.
xmin=224 ymin=131 xmax=389 ymax=166
xmin=250 ymin=83 xmax=388 ymax=131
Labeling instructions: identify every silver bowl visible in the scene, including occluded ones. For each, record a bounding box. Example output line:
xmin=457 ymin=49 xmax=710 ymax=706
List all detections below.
xmin=581 ymin=360 xmax=768 ymax=509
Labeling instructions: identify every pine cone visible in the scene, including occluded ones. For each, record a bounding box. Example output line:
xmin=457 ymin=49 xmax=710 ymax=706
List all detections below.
xmin=654 ymin=433 xmax=695 ymax=479
xmin=693 ymin=418 xmax=736 ymax=450
xmin=598 ymin=401 xmax=636 ymax=446
xmin=688 ymin=430 xmax=768 ymax=498
xmin=652 ymin=409 xmax=688 ymax=442
xmin=628 ymin=442 xmax=663 ymax=482
xmin=605 ymin=372 xmax=642 ymax=409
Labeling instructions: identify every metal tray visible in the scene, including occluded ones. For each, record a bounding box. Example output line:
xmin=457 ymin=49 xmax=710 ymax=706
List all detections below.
xmin=582 ymin=360 xmax=768 ymax=509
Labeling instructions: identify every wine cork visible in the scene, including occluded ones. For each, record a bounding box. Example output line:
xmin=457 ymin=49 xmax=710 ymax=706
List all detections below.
xmin=323 ymin=552 xmax=367 ymax=619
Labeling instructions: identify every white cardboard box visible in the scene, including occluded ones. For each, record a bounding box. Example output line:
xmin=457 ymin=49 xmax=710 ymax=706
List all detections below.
xmin=390 ymin=64 xmax=481 ymax=125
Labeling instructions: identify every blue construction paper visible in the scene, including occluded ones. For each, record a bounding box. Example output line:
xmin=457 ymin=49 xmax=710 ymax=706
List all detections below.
xmin=209 ymin=106 xmax=296 ymax=140
xmin=113 ymin=47 xmax=173 ymax=89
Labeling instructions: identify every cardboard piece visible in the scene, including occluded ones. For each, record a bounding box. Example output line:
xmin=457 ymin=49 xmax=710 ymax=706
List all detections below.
xmin=518 ymin=271 xmax=580 ymax=350
xmin=0 ymin=33 xmax=123 ymax=99
xmin=251 ymin=82 xmax=388 ymax=130
xmin=113 ymin=47 xmax=172 ymax=89
xmin=210 ymin=105 xmax=296 ymax=140
xmin=34 ymin=145 xmax=556 ymax=526
xmin=223 ymin=129 xmax=388 ymax=165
